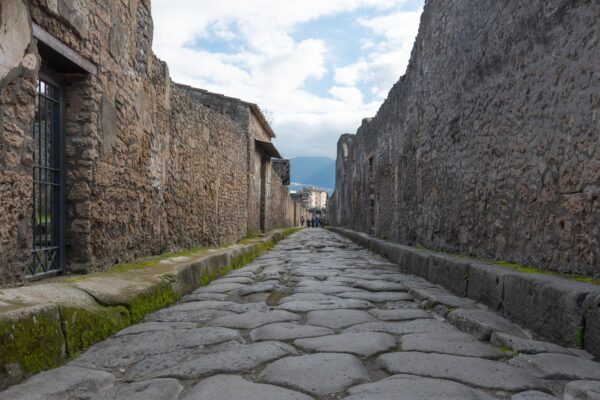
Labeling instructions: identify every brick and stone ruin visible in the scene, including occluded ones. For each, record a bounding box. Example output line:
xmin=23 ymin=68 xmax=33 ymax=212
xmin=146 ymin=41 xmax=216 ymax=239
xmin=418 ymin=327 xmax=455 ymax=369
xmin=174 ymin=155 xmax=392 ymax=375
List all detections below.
xmin=2 ymin=0 xmax=600 ymax=398
xmin=0 ymin=0 xmax=303 ymax=287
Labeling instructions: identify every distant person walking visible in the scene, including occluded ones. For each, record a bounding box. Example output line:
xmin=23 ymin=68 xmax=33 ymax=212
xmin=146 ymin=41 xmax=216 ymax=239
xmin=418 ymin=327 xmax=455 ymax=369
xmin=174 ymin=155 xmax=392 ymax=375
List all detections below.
xmin=300 ymin=216 xmax=305 ymax=227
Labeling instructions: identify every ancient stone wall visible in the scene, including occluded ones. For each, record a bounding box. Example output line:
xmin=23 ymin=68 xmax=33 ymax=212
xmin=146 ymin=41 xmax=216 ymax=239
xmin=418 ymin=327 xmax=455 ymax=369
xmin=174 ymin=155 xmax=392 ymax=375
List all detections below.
xmin=0 ymin=0 xmax=296 ymax=285
xmin=330 ymin=0 xmax=600 ymax=276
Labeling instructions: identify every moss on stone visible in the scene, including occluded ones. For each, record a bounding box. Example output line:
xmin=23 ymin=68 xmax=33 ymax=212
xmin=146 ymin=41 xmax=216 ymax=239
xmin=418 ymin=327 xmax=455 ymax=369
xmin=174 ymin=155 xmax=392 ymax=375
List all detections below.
xmin=128 ymin=283 xmax=178 ymax=323
xmin=59 ymin=305 xmax=130 ymax=357
xmin=575 ymin=325 xmax=585 ymax=349
xmin=0 ymin=308 xmax=65 ymax=376
xmin=196 ymin=227 xmax=302 ymax=287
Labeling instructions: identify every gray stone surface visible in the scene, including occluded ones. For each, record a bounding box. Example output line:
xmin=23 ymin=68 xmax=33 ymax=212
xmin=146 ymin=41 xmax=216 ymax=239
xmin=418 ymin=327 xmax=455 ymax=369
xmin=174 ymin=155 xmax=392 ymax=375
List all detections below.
xmin=294 ymin=332 xmax=397 ymax=357
xmin=249 ymin=322 xmax=333 ymax=341
xmin=306 ymin=309 xmax=377 ymax=329
xmin=260 ymin=353 xmax=369 ymax=396
xmin=70 ymin=327 xmax=244 ymax=369
xmin=511 ymin=391 xmax=560 ymax=400
xmin=368 ymin=308 xmax=431 ymax=321
xmin=337 ymin=291 xmax=412 ymax=302
xmin=5 ymin=229 xmax=600 ymax=398
xmin=509 ymin=353 xmax=600 ymax=380
xmin=127 ymin=341 xmax=297 ymax=380
xmin=114 ymin=322 xmax=196 ymax=337
xmin=447 ymin=308 xmax=528 ymax=340
xmin=344 ymin=319 xmax=459 ymax=335
xmin=100 ymin=379 xmax=183 ymax=400
xmin=0 ymin=367 xmax=115 ymax=400
xmin=345 ymin=374 xmax=496 ymax=400
xmin=181 ymin=375 xmax=312 ymax=400
xmin=277 ymin=298 xmax=373 ymax=312
xmin=564 ymin=380 xmax=600 ymax=400
xmin=378 ymin=352 xmax=545 ymax=391
xmin=206 ymin=310 xmax=300 ymax=329
xmin=400 ymin=332 xmax=505 ymax=359
xmin=491 ymin=332 xmax=579 ymax=355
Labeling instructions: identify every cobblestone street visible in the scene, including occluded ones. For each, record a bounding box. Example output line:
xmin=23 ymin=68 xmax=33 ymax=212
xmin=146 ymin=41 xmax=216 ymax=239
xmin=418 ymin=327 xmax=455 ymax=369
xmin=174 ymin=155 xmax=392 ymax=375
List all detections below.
xmin=2 ymin=229 xmax=600 ymax=399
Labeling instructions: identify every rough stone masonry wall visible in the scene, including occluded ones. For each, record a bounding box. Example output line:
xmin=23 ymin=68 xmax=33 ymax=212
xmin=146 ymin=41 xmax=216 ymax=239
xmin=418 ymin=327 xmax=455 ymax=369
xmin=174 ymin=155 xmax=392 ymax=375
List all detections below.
xmin=330 ymin=0 xmax=600 ymax=276
xmin=0 ymin=0 xmax=285 ymax=285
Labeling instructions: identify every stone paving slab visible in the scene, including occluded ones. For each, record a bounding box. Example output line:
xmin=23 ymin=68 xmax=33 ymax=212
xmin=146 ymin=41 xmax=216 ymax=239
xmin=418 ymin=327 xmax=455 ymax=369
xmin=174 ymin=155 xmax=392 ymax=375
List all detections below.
xmin=377 ymin=351 xmax=545 ymax=391
xmin=345 ymin=374 xmax=497 ymax=400
xmin=2 ymin=229 xmax=599 ymax=399
xmin=259 ymin=353 xmax=369 ymax=396
xmin=294 ymin=332 xmax=397 ymax=357
xmin=181 ymin=375 xmax=312 ymax=400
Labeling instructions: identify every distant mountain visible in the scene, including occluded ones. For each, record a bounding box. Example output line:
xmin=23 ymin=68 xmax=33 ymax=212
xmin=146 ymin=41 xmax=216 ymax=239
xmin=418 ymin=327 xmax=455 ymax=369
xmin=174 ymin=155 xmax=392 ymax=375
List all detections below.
xmin=290 ymin=157 xmax=335 ymax=194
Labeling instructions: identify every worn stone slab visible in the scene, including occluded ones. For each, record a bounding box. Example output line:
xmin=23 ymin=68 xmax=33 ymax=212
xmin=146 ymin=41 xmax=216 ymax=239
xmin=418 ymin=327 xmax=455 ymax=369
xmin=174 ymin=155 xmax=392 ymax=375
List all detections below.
xmin=344 ymin=319 xmax=460 ymax=335
xmin=70 ymin=327 xmax=243 ymax=369
xmin=115 ymin=322 xmax=196 ymax=337
xmin=337 ymin=291 xmax=412 ymax=302
xmin=345 ymin=374 xmax=496 ymax=400
xmin=368 ymin=308 xmax=431 ymax=321
xmin=260 ymin=353 xmax=369 ymax=396
xmin=182 ymin=292 xmax=228 ymax=302
xmin=401 ymin=332 xmax=505 ymax=359
xmin=127 ymin=341 xmax=297 ymax=381
xmin=278 ymin=293 xmax=339 ymax=304
xmin=490 ymin=332 xmax=580 ymax=356
xmin=447 ymin=308 xmax=527 ymax=340
xmin=206 ymin=310 xmax=300 ymax=329
xmin=353 ymin=281 xmax=407 ymax=292
xmin=99 ymin=378 xmax=183 ymax=400
xmin=564 ymin=380 xmax=600 ymax=400
xmin=249 ymin=322 xmax=333 ymax=341
xmin=509 ymin=353 xmax=600 ymax=380
xmin=306 ymin=309 xmax=377 ymax=329
xmin=198 ymin=283 xmax=249 ymax=292
xmin=277 ymin=299 xmax=373 ymax=312
xmin=511 ymin=391 xmax=560 ymax=400
xmin=378 ymin=352 xmax=545 ymax=391
xmin=144 ymin=308 xmax=234 ymax=323
xmin=181 ymin=375 xmax=312 ymax=400
xmin=294 ymin=332 xmax=397 ymax=357
xmin=410 ymin=287 xmax=478 ymax=309
xmin=0 ymin=366 xmax=115 ymax=400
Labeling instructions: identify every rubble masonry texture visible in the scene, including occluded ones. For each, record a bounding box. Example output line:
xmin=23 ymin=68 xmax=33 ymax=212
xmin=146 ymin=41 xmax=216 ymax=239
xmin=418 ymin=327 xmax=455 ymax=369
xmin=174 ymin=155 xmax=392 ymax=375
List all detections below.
xmin=329 ymin=0 xmax=600 ymax=276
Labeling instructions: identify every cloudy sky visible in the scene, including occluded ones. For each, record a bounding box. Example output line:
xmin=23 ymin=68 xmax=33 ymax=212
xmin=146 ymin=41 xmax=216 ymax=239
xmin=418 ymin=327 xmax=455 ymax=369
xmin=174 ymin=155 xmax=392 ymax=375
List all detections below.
xmin=152 ymin=0 xmax=424 ymax=159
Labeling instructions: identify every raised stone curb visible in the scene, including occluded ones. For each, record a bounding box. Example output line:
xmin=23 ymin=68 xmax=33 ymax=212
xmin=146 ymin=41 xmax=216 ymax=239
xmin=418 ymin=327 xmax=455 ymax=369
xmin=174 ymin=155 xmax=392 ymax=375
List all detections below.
xmin=0 ymin=228 xmax=301 ymax=389
xmin=327 ymin=226 xmax=600 ymax=357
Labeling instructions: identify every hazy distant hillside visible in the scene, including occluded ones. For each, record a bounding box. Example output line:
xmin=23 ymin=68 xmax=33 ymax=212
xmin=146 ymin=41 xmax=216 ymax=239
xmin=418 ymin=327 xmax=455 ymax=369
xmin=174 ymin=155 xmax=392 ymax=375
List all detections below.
xmin=290 ymin=157 xmax=335 ymax=193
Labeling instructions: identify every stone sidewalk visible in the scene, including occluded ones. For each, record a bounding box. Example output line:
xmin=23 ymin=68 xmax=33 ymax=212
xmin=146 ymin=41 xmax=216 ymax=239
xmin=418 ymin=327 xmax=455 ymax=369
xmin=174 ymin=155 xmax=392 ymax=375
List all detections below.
xmin=2 ymin=229 xmax=600 ymax=399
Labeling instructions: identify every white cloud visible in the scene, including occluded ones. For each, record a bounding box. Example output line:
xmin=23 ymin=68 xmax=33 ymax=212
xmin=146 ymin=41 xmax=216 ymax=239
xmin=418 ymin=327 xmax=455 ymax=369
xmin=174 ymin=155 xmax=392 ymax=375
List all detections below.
xmin=151 ymin=0 xmax=423 ymax=158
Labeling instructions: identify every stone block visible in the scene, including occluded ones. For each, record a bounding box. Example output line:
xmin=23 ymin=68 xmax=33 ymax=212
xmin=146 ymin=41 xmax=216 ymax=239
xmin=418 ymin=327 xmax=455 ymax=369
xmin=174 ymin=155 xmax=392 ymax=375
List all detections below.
xmin=502 ymin=274 xmax=600 ymax=348
xmin=467 ymin=262 xmax=518 ymax=312
xmin=427 ymin=253 xmax=470 ymax=297
xmin=583 ymin=293 xmax=600 ymax=357
xmin=398 ymin=249 xmax=429 ymax=279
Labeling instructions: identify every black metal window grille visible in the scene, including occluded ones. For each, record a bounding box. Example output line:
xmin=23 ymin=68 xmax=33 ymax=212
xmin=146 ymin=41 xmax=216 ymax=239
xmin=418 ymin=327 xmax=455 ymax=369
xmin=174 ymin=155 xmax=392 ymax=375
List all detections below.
xmin=29 ymin=78 xmax=63 ymax=277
